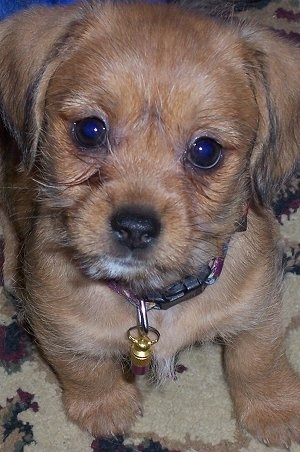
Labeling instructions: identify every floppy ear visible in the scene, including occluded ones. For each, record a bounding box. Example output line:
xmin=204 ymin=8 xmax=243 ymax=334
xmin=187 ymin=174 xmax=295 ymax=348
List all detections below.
xmin=0 ymin=5 xmax=80 ymax=171
xmin=241 ymin=27 xmax=300 ymax=205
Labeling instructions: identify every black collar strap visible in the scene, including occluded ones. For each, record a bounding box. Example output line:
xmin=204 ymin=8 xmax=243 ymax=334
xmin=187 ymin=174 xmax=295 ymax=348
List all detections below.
xmin=143 ymin=251 xmax=227 ymax=310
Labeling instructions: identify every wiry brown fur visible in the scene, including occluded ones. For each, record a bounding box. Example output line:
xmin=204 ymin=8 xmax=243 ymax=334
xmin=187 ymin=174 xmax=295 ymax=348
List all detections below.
xmin=0 ymin=1 xmax=300 ymax=447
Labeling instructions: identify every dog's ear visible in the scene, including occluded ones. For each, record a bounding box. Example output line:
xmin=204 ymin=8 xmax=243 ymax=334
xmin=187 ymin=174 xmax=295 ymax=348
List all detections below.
xmin=241 ymin=27 xmax=300 ymax=205
xmin=0 ymin=5 xmax=80 ymax=171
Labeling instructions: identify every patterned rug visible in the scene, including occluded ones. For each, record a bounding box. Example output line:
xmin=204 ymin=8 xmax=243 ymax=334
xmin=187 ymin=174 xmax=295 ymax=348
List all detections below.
xmin=0 ymin=1 xmax=300 ymax=451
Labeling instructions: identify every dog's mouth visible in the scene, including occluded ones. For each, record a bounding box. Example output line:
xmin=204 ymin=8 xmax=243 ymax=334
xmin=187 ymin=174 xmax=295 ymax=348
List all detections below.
xmin=75 ymin=238 xmax=230 ymax=309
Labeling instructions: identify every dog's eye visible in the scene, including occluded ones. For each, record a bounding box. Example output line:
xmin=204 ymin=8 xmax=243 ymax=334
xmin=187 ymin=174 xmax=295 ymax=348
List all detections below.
xmin=73 ymin=117 xmax=107 ymax=148
xmin=187 ymin=137 xmax=222 ymax=169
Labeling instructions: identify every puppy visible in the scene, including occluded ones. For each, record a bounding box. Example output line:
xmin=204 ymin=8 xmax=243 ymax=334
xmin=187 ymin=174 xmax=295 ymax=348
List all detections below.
xmin=0 ymin=1 xmax=299 ymax=447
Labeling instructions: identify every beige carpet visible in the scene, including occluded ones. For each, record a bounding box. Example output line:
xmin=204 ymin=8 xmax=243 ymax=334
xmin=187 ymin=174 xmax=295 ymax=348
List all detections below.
xmin=0 ymin=1 xmax=300 ymax=451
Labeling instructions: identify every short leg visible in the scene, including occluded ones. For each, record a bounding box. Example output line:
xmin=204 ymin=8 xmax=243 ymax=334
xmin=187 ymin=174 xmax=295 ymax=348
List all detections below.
xmin=51 ymin=354 xmax=142 ymax=437
xmin=224 ymin=326 xmax=300 ymax=448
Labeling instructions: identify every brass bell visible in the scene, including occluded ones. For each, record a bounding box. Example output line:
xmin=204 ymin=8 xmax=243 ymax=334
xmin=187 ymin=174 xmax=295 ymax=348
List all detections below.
xmin=127 ymin=327 xmax=160 ymax=375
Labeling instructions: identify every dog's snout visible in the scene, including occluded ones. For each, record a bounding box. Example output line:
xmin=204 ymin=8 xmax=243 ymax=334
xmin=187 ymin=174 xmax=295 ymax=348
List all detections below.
xmin=110 ymin=206 xmax=161 ymax=250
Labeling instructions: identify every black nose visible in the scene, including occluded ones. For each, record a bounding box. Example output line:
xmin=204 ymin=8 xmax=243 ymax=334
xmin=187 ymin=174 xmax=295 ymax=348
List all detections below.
xmin=110 ymin=206 xmax=161 ymax=250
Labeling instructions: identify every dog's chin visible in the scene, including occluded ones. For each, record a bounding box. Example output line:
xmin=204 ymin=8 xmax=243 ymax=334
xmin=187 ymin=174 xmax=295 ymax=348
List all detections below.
xmin=76 ymin=254 xmax=168 ymax=293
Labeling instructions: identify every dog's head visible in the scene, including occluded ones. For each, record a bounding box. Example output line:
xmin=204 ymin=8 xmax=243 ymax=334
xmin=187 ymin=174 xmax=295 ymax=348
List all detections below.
xmin=0 ymin=2 xmax=299 ymax=293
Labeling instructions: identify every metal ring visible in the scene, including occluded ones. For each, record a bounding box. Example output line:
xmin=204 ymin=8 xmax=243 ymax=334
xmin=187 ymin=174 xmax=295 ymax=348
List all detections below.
xmin=137 ymin=299 xmax=149 ymax=334
xmin=127 ymin=326 xmax=160 ymax=345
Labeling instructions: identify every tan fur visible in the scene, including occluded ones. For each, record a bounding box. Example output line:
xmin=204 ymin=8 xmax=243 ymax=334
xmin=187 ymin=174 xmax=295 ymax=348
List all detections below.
xmin=0 ymin=2 xmax=300 ymax=446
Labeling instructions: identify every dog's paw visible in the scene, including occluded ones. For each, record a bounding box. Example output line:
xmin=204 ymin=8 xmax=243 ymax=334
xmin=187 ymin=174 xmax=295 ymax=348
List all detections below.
xmin=238 ymin=393 xmax=300 ymax=448
xmin=63 ymin=382 xmax=142 ymax=437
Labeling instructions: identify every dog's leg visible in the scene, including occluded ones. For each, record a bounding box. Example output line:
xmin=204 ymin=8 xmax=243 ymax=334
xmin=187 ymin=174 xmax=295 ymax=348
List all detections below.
xmin=224 ymin=325 xmax=300 ymax=447
xmin=51 ymin=354 xmax=142 ymax=436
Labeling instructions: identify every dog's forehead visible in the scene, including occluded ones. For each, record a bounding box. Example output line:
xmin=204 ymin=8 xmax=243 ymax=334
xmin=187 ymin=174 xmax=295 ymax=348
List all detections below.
xmin=47 ymin=4 xmax=256 ymax=137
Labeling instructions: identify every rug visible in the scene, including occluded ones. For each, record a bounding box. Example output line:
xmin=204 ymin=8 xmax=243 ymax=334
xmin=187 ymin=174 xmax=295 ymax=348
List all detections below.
xmin=0 ymin=1 xmax=300 ymax=451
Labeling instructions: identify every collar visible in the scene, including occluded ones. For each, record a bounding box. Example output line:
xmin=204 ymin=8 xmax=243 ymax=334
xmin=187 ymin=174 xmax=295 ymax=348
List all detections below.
xmin=107 ymin=244 xmax=227 ymax=311
xmin=142 ymin=249 xmax=227 ymax=310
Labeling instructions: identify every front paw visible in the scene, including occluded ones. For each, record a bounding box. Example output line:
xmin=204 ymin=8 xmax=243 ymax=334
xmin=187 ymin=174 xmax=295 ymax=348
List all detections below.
xmin=237 ymin=384 xmax=300 ymax=448
xmin=63 ymin=381 xmax=142 ymax=437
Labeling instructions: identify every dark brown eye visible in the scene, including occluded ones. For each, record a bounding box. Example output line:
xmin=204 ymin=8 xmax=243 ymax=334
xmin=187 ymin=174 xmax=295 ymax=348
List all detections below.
xmin=73 ymin=117 xmax=107 ymax=148
xmin=187 ymin=137 xmax=222 ymax=169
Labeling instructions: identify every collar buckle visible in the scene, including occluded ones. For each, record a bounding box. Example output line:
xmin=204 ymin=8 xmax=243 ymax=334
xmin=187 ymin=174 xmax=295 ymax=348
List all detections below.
xmin=145 ymin=262 xmax=218 ymax=310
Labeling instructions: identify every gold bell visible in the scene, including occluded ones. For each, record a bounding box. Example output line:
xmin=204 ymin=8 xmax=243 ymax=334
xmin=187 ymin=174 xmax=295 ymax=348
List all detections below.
xmin=127 ymin=327 xmax=160 ymax=375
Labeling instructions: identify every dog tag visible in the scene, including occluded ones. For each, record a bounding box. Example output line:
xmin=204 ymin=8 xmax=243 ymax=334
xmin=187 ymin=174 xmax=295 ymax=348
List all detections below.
xmin=127 ymin=327 xmax=160 ymax=375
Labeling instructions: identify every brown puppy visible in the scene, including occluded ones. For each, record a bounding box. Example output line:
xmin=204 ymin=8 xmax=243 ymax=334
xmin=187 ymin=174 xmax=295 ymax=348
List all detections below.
xmin=0 ymin=1 xmax=299 ymax=447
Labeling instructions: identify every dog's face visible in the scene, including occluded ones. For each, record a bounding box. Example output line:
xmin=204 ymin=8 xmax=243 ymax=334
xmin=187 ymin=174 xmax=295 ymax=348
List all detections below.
xmin=41 ymin=5 xmax=258 ymax=292
xmin=0 ymin=2 xmax=299 ymax=294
